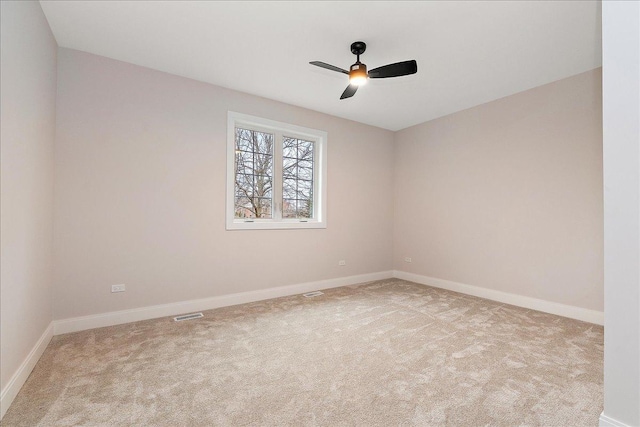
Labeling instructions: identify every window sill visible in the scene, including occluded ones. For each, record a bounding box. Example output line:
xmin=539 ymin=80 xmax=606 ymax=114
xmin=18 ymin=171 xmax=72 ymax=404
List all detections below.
xmin=226 ymin=220 xmax=327 ymax=230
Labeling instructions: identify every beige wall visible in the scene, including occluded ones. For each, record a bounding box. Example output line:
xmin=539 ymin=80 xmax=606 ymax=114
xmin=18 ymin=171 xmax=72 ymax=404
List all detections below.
xmin=53 ymin=48 xmax=395 ymax=320
xmin=1 ymin=1 xmax=57 ymax=394
xmin=53 ymin=49 xmax=603 ymax=319
xmin=393 ymin=69 xmax=603 ymax=311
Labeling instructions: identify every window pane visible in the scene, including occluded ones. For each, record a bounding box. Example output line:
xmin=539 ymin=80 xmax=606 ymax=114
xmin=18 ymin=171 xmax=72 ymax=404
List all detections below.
xmin=298 ymin=166 xmax=313 ymax=180
xmin=283 ymin=178 xmax=296 ymax=199
xmin=253 ymin=175 xmax=272 ymax=196
xmin=253 ymin=152 xmax=272 ymax=176
xmin=283 ymin=199 xmax=297 ymax=218
xmin=236 ymin=150 xmax=253 ymax=170
xmin=236 ymin=167 xmax=253 ymax=183
xmin=298 ymin=140 xmax=314 ymax=160
xmin=255 ymin=197 xmax=272 ymax=218
xmin=297 ymin=180 xmax=312 ymax=199
xmin=283 ymin=157 xmax=296 ymax=178
xmin=235 ymin=129 xmax=251 ymax=152
xmin=234 ymin=197 xmax=253 ymax=218
xmin=281 ymin=138 xmax=314 ymax=219
xmin=235 ymin=128 xmax=273 ymax=219
xmin=235 ymin=197 xmax=272 ymax=219
xmin=256 ymin=132 xmax=272 ymax=154
xmin=298 ymin=159 xmax=313 ymax=170
xmin=253 ymin=177 xmax=272 ymax=198
xmin=297 ymin=199 xmax=312 ymax=219
xmin=282 ymin=199 xmax=313 ymax=219
xmin=283 ymin=137 xmax=297 ymax=158
xmin=235 ymin=180 xmax=251 ymax=198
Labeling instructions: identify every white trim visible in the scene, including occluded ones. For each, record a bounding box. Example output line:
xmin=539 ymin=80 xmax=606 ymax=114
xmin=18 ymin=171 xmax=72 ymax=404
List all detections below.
xmin=53 ymin=270 xmax=393 ymax=335
xmin=1 ymin=322 xmax=53 ymax=420
xmin=226 ymin=111 xmax=328 ymax=230
xmin=393 ymin=270 xmax=604 ymax=325
xmin=600 ymin=412 xmax=632 ymax=427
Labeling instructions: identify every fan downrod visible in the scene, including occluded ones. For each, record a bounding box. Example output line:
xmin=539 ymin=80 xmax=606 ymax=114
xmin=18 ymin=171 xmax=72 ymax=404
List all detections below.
xmin=350 ymin=41 xmax=366 ymax=56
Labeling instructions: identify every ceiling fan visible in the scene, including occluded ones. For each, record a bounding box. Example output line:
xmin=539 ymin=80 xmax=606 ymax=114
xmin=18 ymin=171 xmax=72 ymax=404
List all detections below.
xmin=310 ymin=41 xmax=418 ymax=100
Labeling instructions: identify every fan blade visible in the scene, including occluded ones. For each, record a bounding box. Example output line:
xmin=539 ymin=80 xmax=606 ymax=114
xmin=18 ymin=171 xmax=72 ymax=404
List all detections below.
xmin=368 ymin=60 xmax=417 ymax=79
xmin=340 ymin=84 xmax=358 ymax=100
xmin=310 ymin=61 xmax=349 ymax=75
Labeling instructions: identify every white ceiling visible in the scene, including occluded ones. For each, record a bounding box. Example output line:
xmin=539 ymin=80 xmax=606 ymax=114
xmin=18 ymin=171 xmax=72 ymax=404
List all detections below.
xmin=39 ymin=1 xmax=601 ymax=131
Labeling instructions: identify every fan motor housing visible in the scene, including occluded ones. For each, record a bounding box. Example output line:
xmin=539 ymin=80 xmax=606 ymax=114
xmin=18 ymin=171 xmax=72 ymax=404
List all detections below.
xmin=350 ymin=63 xmax=367 ymax=74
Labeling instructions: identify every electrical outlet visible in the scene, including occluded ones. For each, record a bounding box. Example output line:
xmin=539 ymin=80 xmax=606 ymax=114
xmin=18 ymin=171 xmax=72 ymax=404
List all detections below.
xmin=111 ymin=284 xmax=126 ymax=293
xmin=404 ymin=257 xmax=412 ymax=263
xmin=338 ymin=260 xmax=346 ymax=266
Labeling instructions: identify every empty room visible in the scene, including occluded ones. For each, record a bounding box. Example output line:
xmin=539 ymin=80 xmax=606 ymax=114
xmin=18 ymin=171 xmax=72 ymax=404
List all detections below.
xmin=1 ymin=1 xmax=639 ymax=426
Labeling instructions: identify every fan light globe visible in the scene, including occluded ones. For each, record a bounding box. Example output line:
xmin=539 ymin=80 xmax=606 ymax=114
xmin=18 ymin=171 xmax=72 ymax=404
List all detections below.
xmin=350 ymin=74 xmax=367 ymax=86
xmin=349 ymin=64 xmax=367 ymax=86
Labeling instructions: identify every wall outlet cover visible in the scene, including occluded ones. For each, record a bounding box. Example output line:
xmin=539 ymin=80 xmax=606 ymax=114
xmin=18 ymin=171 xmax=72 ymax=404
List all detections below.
xmin=111 ymin=284 xmax=126 ymax=293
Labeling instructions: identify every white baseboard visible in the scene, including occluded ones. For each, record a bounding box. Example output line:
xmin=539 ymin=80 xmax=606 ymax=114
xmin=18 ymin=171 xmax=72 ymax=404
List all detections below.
xmin=393 ymin=270 xmax=604 ymax=325
xmin=53 ymin=270 xmax=394 ymax=335
xmin=1 ymin=322 xmax=53 ymax=420
xmin=600 ymin=412 xmax=633 ymax=427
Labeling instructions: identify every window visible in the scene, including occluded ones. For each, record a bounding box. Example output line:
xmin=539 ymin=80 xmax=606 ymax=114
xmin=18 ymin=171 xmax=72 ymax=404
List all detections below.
xmin=226 ymin=112 xmax=327 ymax=230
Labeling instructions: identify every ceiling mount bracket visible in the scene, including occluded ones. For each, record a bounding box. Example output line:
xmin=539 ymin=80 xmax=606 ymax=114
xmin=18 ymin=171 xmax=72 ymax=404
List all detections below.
xmin=350 ymin=41 xmax=367 ymax=56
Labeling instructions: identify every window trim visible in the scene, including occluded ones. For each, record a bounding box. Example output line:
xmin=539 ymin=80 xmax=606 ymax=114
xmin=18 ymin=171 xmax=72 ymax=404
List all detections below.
xmin=226 ymin=111 xmax=327 ymax=230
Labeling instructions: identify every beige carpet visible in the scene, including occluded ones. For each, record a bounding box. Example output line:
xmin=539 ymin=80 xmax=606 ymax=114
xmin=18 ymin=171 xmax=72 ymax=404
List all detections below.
xmin=2 ymin=279 xmax=603 ymax=426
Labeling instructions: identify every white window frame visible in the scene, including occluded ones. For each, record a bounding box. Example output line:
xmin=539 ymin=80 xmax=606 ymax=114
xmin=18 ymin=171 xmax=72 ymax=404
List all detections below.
xmin=226 ymin=111 xmax=327 ymax=230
